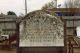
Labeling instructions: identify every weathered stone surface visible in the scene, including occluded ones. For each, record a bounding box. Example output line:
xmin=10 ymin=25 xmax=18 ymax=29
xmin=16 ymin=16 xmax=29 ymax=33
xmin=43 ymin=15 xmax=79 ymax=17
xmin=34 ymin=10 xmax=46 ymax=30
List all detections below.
xmin=19 ymin=10 xmax=64 ymax=47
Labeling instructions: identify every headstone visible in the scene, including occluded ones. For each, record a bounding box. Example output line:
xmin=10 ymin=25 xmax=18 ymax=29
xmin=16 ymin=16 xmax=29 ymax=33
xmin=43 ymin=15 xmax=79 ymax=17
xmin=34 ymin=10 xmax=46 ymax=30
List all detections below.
xmin=19 ymin=10 xmax=64 ymax=47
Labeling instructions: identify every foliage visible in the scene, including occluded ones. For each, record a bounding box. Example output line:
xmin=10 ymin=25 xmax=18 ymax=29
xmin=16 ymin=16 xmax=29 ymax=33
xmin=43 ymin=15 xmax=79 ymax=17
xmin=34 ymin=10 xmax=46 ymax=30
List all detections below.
xmin=7 ymin=11 xmax=16 ymax=15
xmin=41 ymin=1 xmax=56 ymax=10
xmin=65 ymin=0 xmax=80 ymax=8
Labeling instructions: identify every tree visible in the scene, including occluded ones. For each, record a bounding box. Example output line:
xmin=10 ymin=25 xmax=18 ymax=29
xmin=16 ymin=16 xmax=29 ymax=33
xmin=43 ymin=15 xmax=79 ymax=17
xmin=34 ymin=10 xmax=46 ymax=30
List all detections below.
xmin=41 ymin=1 xmax=57 ymax=16
xmin=41 ymin=1 xmax=57 ymax=10
xmin=0 ymin=13 xmax=5 ymax=16
xmin=65 ymin=0 xmax=80 ymax=8
xmin=7 ymin=11 xmax=16 ymax=15
xmin=74 ymin=0 xmax=80 ymax=8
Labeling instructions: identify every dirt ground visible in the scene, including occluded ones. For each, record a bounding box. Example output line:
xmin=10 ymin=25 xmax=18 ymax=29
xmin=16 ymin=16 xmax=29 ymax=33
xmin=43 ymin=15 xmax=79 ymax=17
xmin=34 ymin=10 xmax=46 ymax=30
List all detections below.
xmin=0 ymin=48 xmax=16 ymax=53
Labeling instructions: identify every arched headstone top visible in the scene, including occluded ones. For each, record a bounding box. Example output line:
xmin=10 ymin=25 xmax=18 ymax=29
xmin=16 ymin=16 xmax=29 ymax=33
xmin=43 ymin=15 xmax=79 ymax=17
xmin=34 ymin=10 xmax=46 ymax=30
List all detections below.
xmin=23 ymin=10 xmax=63 ymax=23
